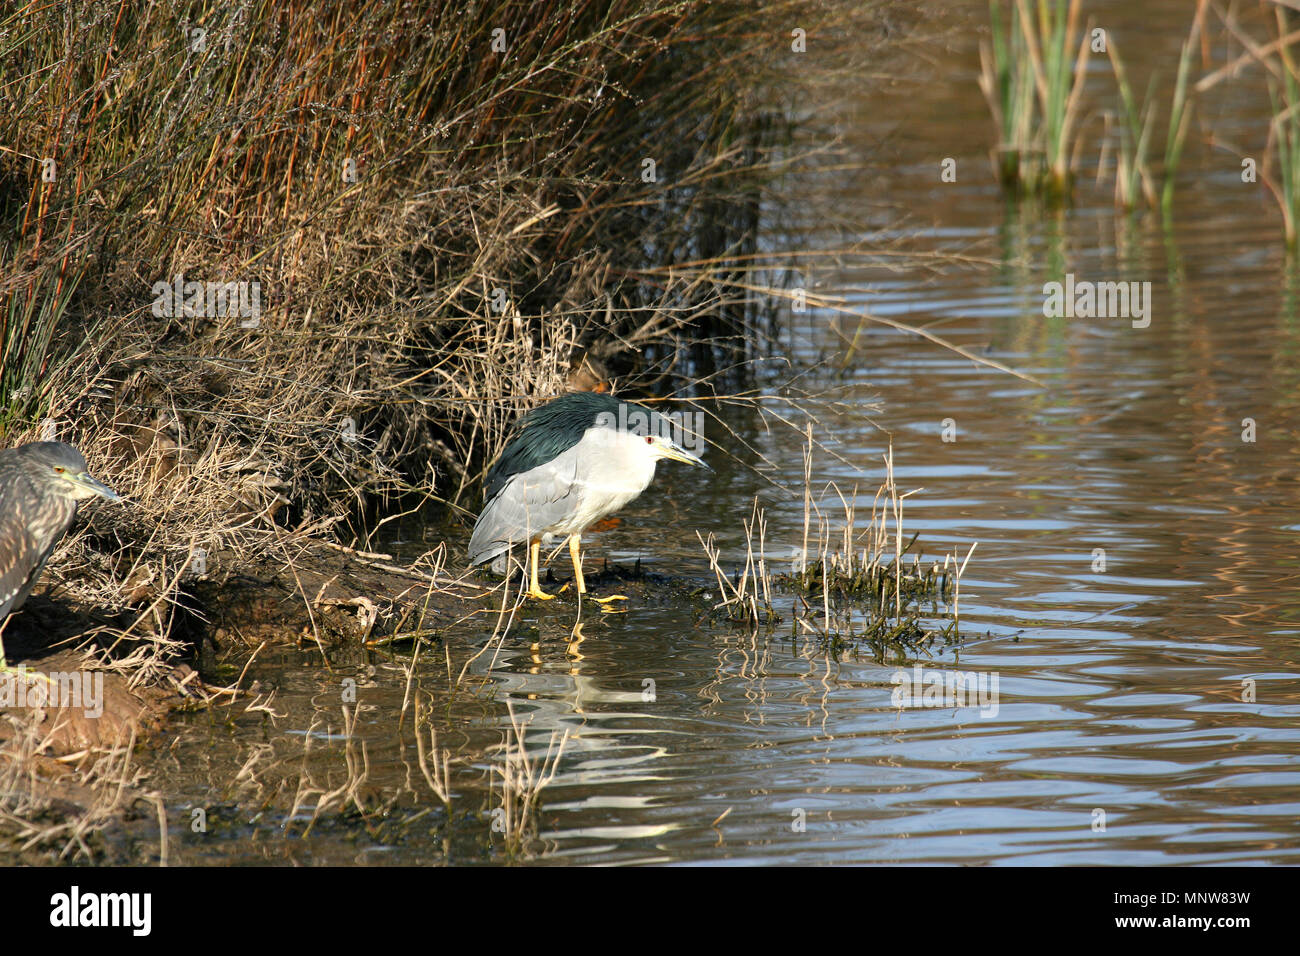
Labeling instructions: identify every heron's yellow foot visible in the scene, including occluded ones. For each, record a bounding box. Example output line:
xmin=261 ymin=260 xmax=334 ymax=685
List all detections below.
xmin=591 ymin=594 xmax=629 ymax=614
xmin=525 ymin=586 xmax=556 ymax=601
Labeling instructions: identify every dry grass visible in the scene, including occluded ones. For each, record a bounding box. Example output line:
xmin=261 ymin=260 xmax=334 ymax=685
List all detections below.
xmin=0 ymin=717 xmax=145 ymax=860
xmin=489 ymin=701 xmax=568 ymax=857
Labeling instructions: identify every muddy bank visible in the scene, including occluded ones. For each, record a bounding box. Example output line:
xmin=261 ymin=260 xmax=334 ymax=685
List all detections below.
xmin=196 ymin=543 xmax=715 ymax=656
xmin=0 ymin=539 xmax=715 ymax=862
xmin=1 ymin=543 xmax=481 ymax=860
xmin=0 ymin=644 xmax=187 ymax=863
xmin=4 ymin=538 xmax=712 ymax=747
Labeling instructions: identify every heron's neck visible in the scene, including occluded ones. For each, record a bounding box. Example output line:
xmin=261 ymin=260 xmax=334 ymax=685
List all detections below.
xmin=585 ymin=426 xmax=658 ymax=496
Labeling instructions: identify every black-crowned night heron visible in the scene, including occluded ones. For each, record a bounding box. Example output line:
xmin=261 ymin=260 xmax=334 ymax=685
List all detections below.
xmin=0 ymin=442 xmax=119 ymax=671
xmin=468 ymin=392 xmax=707 ymax=602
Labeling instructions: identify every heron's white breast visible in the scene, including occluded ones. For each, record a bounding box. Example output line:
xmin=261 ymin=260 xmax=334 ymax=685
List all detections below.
xmin=552 ymin=425 xmax=658 ymax=534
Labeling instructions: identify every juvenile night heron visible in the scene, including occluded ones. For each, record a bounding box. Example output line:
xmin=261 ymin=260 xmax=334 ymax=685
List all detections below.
xmin=468 ymin=392 xmax=707 ymax=601
xmin=0 ymin=442 xmax=120 ymax=671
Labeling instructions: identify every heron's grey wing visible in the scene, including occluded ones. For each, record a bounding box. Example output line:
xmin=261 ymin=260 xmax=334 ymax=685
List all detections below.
xmin=0 ymin=477 xmax=44 ymax=618
xmin=468 ymin=443 xmax=582 ymax=565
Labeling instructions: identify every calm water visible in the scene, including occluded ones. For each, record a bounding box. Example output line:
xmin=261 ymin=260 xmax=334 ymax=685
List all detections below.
xmin=145 ymin=1 xmax=1300 ymax=865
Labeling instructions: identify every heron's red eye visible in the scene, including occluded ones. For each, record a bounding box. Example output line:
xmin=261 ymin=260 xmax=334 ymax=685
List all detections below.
xmin=54 ymin=466 xmax=65 ymax=473
xmin=645 ymin=436 xmax=653 ymax=444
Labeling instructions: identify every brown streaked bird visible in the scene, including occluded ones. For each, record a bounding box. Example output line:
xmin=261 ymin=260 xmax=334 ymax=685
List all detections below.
xmin=0 ymin=442 xmax=119 ymax=671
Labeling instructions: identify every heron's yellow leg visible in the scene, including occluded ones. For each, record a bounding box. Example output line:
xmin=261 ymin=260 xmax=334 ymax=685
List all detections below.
xmin=567 ymin=534 xmax=627 ymax=609
xmin=569 ymin=534 xmax=587 ymax=594
xmin=525 ymin=539 xmax=554 ymax=601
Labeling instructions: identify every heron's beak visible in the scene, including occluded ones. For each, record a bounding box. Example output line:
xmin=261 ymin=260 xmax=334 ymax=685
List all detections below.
xmin=658 ymin=439 xmax=710 ymax=470
xmin=72 ymin=472 xmax=121 ymax=502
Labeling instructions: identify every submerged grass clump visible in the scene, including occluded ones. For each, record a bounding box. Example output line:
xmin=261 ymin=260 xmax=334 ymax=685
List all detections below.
xmin=979 ymin=0 xmax=1197 ymax=211
xmin=699 ymin=434 xmax=975 ymax=654
xmin=1099 ymin=14 xmax=1199 ymax=212
xmin=978 ymin=0 xmax=1091 ymax=200
xmin=786 ymin=533 xmax=958 ymax=612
